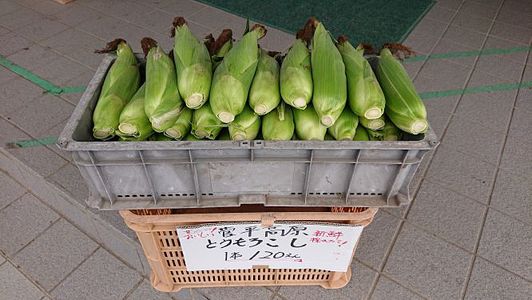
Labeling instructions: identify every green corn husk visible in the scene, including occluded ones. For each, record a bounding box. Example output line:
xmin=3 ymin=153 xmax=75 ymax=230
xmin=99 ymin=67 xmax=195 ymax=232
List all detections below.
xmin=93 ymin=39 xmax=140 ymax=140
xmin=327 ymin=108 xmax=359 ymax=140
xmin=377 ymin=48 xmax=428 ymax=134
xmin=164 ymin=107 xmax=192 ymax=140
xmin=359 ymin=114 xmax=385 ymax=130
xmin=142 ymin=38 xmax=183 ymax=133
xmin=367 ymin=128 xmax=383 ymax=141
xmin=337 ymin=37 xmax=385 ymax=120
xmin=172 ymin=17 xmax=212 ymax=109
xmin=262 ymin=102 xmax=295 ymax=141
xmin=117 ymin=84 xmax=154 ymax=141
xmin=191 ymin=102 xmax=223 ymax=139
xmin=249 ymin=50 xmax=280 ymax=115
xmin=311 ymin=20 xmax=347 ymax=127
xmin=217 ymin=128 xmax=231 ymax=140
xmin=293 ymin=104 xmax=327 ymax=140
xmin=280 ymin=39 xmax=313 ymax=109
xmin=185 ymin=133 xmax=202 ymax=141
xmin=228 ymin=105 xmax=261 ymax=141
xmin=149 ymin=134 xmax=173 ymax=141
xmin=210 ymin=25 xmax=266 ymax=123
xmin=353 ymin=126 xmax=370 ymax=141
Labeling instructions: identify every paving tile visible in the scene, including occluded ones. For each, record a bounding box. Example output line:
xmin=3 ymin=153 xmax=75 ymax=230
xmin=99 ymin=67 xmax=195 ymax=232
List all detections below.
xmin=496 ymin=5 xmax=532 ymax=30
xmin=125 ymin=9 xmax=175 ymax=36
xmin=188 ymin=5 xmax=246 ymax=35
xmin=0 ymin=6 xmax=46 ymax=30
xmin=383 ymin=223 xmax=472 ymax=299
xmin=7 ymin=142 xmax=69 ymax=177
xmin=443 ymin=115 xmax=506 ymax=164
xmin=6 ymin=44 xmax=63 ymax=73
xmin=14 ymin=18 xmax=69 ymax=42
xmin=424 ymin=95 xmax=459 ymax=137
xmin=451 ymin=11 xmax=493 ymax=34
xmin=371 ymin=276 xmax=424 ymax=300
xmin=465 ymin=257 xmax=532 ymax=300
xmin=0 ymin=32 xmax=33 ymax=56
xmin=59 ymin=70 xmax=93 ymax=104
xmin=76 ymin=15 xmax=149 ymax=53
xmin=89 ymin=0 xmax=152 ymax=21
xmin=478 ymin=209 xmax=532 ymax=280
xmin=8 ymin=94 xmax=74 ymax=137
xmin=403 ymin=32 xmax=441 ymax=55
xmin=441 ymin=25 xmax=487 ymax=49
xmin=409 ymin=16 xmax=449 ymax=38
xmin=491 ymin=167 xmax=531 ymax=227
xmin=260 ymin=27 xmax=294 ymax=53
xmin=0 ymin=193 xmax=59 ymax=255
xmin=17 ymin=0 xmax=68 ymax=15
xmin=0 ymin=66 xmax=16 ymax=85
xmin=0 ymin=77 xmax=46 ymax=117
xmin=158 ymin=0 xmax=207 ymax=17
xmin=490 ymin=22 xmax=532 ymax=45
xmin=403 ymin=60 xmax=424 ymax=78
xmin=0 ymin=263 xmax=45 ymax=300
xmin=455 ymin=91 xmax=515 ymax=132
xmin=502 ymin=0 xmax=532 ymax=15
xmin=127 ymin=280 xmax=172 ymax=300
xmin=277 ymin=261 xmax=376 ymax=300
xmin=426 ymin=144 xmax=496 ymax=203
xmin=484 ymin=36 xmax=528 ymax=64
xmin=408 ymin=181 xmax=485 ymax=250
xmin=431 ymin=38 xmax=477 ymax=67
xmin=468 ymin=67 xmax=517 ymax=86
xmin=51 ymin=248 xmax=142 ymax=300
xmin=13 ymin=219 xmax=98 ymax=291
xmin=0 ymin=0 xmax=24 ymax=16
xmin=0 ymin=254 xmax=4 ymax=265
xmin=499 ymin=135 xmax=532 ymax=175
xmin=52 ymin=4 xmax=102 ymax=27
xmin=0 ymin=117 xmax=30 ymax=146
xmin=41 ymin=28 xmax=105 ymax=70
xmin=424 ymin=3 xmax=456 ymax=23
xmin=0 ymin=25 xmax=10 ymax=35
xmin=508 ymin=106 xmax=531 ymax=138
xmin=437 ymin=0 xmax=464 ymax=10
xmin=515 ymin=88 xmax=532 ymax=113
xmin=356 ymin=211 xmax=401 ymax=269
xmin=475 ymin=55 xmax=526 ymax=83
xmin=416 ymin=59 xmax=472 ymax=91
xmin=31 ymin=55 xmax=92 ymax=86
xmin=0 ymin=171 xmax=26 ymax=210
xmin=198 ymin=286 xmax=273 ymax=300
xmin=48 ymin=163 xmax=89 ymax=202
xmin=459 ymin=1 xmax=500 ymax=19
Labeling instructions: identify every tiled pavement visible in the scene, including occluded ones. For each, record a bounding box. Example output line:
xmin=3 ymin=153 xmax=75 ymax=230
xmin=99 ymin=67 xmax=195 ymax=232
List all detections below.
xmin=0 ymin=0 xmax=531 ymax=299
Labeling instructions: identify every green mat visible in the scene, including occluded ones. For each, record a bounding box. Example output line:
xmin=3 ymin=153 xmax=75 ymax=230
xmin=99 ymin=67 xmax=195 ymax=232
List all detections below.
xmin=197 ymin=0 xmax=434 ymax=48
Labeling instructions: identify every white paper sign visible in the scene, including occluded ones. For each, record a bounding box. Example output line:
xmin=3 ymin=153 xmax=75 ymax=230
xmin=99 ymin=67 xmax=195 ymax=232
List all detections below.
xmin=177 ymin=222 xmax=363 ymax=272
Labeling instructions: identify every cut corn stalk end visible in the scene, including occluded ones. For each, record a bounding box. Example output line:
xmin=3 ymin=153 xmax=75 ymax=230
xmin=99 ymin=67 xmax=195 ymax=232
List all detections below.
xmin=232 ymin=133 xmax=246 ymax=141
xmin=411 ymin=120 xmax=428 ymax=135
xmin=293 ymin=98 xmax=308 ymax=109
xmin=118 ymin=123 xmax=138 ymax=136
xmin=165 ymin=128 xmax=184 ymax=139
xmin=93 ymin=128 xmax=115 ymax=140
xmin=321 ymin=115 xmax=335 ymax=127
xmin=364 ymin=108 xmax=384 ymax=120
xmin=186 ymin=93 xmax=205 ymax=109
xmin=254 ymin=104 xmax=269 ymax=115
xmin=217 ymin=112 xmax=235 ymax=123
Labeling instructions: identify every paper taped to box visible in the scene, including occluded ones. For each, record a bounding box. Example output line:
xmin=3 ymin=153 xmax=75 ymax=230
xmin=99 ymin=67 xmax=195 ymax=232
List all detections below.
xmin=177 ymin=222 xmax=364 ymax=272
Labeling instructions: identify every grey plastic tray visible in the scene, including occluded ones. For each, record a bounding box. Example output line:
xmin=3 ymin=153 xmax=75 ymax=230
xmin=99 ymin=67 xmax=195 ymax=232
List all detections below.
xmin=58 ymin=54 xmax=439 ymax=210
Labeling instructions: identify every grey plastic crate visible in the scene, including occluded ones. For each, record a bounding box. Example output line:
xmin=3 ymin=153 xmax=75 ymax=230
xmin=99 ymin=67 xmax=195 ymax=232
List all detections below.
xmin=58 ymin=54 xmax=439 ymax=210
